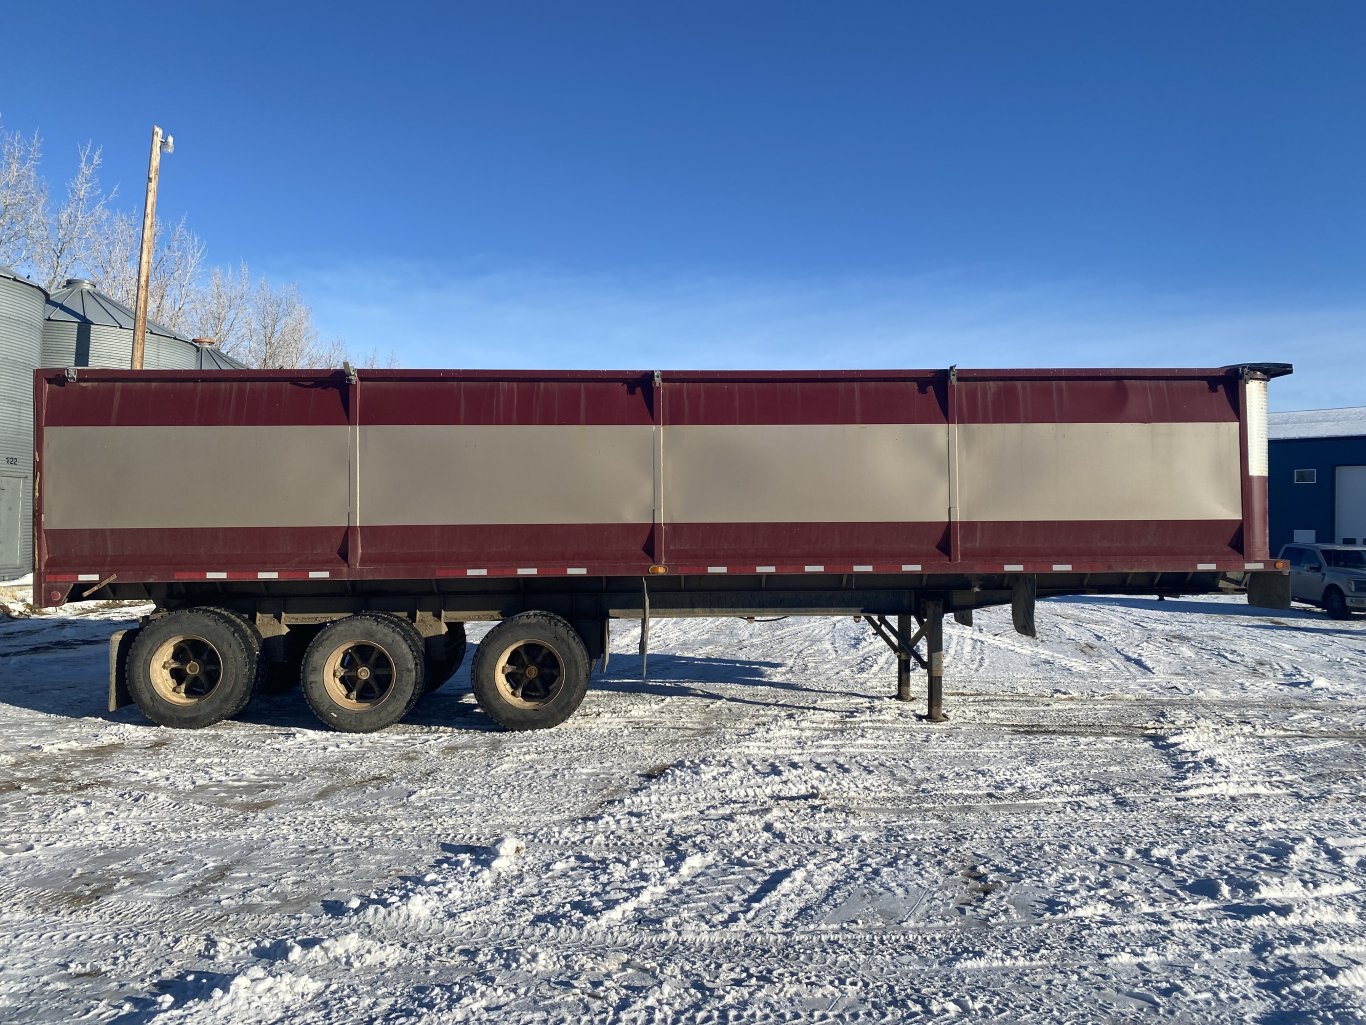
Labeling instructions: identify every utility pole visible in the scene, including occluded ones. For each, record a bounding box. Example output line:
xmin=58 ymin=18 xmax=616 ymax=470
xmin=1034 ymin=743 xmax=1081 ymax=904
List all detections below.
xmin=131 ymin=125 xmax=173 ymax=369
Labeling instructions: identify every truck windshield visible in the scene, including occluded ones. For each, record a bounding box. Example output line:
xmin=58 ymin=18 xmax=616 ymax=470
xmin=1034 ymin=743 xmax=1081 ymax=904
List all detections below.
xmin=1323 ymin=550 xmax=1366 ymax=569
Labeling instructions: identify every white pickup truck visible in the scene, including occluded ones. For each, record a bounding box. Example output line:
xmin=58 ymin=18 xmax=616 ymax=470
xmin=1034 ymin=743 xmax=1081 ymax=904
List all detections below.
xmin=1279 ymin=543 xmax=1366 ymax=619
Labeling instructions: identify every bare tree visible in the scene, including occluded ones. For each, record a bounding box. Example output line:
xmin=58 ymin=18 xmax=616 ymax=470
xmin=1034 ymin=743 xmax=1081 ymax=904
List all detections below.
xmin=221 ymin=277 xmax=345 ymax=369
xmin=145 ymin=218 xmax=205 ymax=331
xmin=83 ymin=208 xmax=137 ymax=305
xmin=186 ymin=261 xmax=251 ymax=346
xmin=35 ymin=143 xmax=113 ymax=291
xmin=0 ymin=122 xmax=46 ymax=269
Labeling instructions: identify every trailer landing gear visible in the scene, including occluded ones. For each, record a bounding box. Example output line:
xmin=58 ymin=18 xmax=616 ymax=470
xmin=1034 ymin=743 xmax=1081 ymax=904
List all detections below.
xmin=862 ymin=600 xmax=947 ymax=722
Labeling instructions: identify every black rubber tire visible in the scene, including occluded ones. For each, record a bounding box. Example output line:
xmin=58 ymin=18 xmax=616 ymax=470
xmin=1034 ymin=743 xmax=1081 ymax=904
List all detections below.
xmin=379 ymin=614 xmax=428 ymax=715
xmin=1324 ymin=587 xmax=1351 ymax=620
xmin=423 ymin=623 xmax=468 ymax=693
xmin=125 ymin=609 xmax=256 ymax=729
xmin=471 ymin=612 xmax=590 ymax=731
xmin=198 ymin=607 xmax=264 ymax=715
xmin=301 ymin=613 xmax=425 ymax=733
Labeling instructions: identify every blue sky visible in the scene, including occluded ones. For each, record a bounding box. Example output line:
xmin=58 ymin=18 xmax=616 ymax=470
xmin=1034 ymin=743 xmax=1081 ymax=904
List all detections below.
xmin=4 ymin=1 xmax=1363 ymax=409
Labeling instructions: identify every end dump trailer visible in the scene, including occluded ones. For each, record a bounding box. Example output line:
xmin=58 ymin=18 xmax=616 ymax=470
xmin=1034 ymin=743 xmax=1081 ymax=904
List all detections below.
xmin=33 ymin=364 xmax=1293 ymax=733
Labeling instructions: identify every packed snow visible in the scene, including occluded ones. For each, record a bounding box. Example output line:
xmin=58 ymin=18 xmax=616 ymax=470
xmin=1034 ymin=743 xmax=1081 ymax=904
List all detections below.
xmin=1 ymin=591 xmax=1365 ymax=1023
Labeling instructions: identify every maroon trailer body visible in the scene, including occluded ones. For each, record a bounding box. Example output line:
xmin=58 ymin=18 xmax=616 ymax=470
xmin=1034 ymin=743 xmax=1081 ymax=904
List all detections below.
xmin=32 ymin=364 xmax=1292 ymax=733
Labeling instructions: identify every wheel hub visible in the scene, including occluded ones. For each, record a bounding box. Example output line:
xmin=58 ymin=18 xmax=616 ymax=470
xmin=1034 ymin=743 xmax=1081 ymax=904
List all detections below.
xmin=494 ymin=640 xmax=564 ymax=707
xmin=322 ymin=641 xmax=397 ymax=709
xmin=148 ymin=635 xmax=224 ymax=705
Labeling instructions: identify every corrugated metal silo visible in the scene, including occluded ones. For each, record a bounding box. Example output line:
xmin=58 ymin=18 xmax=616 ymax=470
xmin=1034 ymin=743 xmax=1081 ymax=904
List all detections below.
xmin=42 ymin=278 xmax=199 ymax=369
xmin=0 ymin=267 xmax=47 ymax=581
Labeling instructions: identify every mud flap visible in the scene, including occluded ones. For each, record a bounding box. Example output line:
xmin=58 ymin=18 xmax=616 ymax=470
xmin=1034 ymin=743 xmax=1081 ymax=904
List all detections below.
xmin=1247 ymin=571 xmax=1291 ymax=610
xmin=108 ymin=628 xmax=138 ymax=711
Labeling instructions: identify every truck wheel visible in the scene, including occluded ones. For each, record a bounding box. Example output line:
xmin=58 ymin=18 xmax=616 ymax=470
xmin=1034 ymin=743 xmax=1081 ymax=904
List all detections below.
xmin=125 ymin=609 xmax=255 ymax=729
xmin=198 ymin=607 xmax=264 ymax=714
xmin=1324 ymin=587 xmax=1351 ymax=620
xmin=471 ymin=612 xmax=589 ymax=730
xmin=301 ymin=613 xmax=424 ymax=733
xmin=423 ymin=623 xmax=468 ymax=693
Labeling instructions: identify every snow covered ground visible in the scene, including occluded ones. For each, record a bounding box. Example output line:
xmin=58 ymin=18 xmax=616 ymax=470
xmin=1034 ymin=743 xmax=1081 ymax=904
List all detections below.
xmin=1 ymin=593 xmax=1364 ymax=1023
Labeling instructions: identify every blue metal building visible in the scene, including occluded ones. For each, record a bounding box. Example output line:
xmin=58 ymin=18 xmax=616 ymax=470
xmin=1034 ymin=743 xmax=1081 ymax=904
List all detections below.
xmin=1268 ymin=407 xmax=1366 ymax=554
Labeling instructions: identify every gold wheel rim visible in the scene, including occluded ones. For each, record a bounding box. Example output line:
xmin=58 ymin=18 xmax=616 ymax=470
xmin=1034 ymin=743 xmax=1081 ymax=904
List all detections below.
xmin=493 ymin=639 xmax=565 ymax=708
xmin=148 ymin=634 xmax=224 ymax=705
xmin=322 ymin=640 xmax=397 ymax=710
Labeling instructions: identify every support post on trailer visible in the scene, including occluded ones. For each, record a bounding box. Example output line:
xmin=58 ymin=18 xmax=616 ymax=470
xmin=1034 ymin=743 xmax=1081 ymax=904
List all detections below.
xmin=861 ymin=614 xmax=927 ymax=702
xmin=896 ymin=614 xmax=912 ymax=701
xmin=922 ymin=600 xmax=947 ymax=722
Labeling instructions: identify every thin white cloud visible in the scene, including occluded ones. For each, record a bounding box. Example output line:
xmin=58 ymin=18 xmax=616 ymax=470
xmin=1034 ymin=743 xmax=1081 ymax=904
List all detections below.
xmin=288 ymin=259 xmax=1361 ymax=411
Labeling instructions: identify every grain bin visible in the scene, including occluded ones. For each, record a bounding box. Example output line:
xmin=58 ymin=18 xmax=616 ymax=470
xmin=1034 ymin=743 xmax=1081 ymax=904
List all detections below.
xmin=0 ymin=267 xmax=47 ymax=581
xmin=42 ymin=278 xmax=227 ymax=369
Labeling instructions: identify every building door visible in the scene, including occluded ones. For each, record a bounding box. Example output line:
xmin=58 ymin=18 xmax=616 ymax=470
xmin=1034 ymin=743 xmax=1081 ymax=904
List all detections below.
xmin=1337 ymin=465 xmax=1366 ymax=545
xmin=0 ymin=476 xmax=21 ymax=576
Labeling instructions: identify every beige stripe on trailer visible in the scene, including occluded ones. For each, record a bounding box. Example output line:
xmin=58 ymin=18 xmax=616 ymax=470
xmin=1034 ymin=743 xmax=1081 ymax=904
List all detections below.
xmin=41 ymin=419 xmax=1247 ymax=533
xmin=43 ymin=426 xmax=350 ymax=530
xmin=664 ymin=424 xmax=950 ymax=524
xmin=359 ymin=425 xmax=655 ymax=526
xmin=955 ymin=422 xmax=1242 ymax=523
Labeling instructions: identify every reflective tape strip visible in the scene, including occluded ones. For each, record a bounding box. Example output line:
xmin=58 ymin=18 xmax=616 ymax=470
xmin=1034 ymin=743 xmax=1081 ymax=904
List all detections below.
xmin=901 ymin=564 xmax=921 ymax=572
xmin=1244 ymin=562 xmax=1265 ymax=570
xmin=756 ymin=565 xmax=776 ymax=573
xmin=1004 ymin=564 xmax=1024 ymax=572
xmin=257 ymin=571 xmax=279 ymax=579
xmin=1052 ymin=564 xmax=1072 ymax=571
xmin=1197 ymin=563 xmax=1217 ymax=571
xmin=77 ymin=573 xmax=100 ymax=582
xmin=517 ymin=568 xmax=537 ymax=576
xmin=466 ymin=569 xmax=487 ymax=576
xmin=206 ymin=572 xmax=228 ymax=580
xmin=853 ymin=565 xmax=873 ymax=572
xmin=708 ymin=566 xmax=728 ymax=573
xmin=804 ymin=565 xmax=825 ymax=572
xmin=567 ymin=568 xmax=587 ymax=575
xmin=308 ymin=571 xmax=330 ymax=579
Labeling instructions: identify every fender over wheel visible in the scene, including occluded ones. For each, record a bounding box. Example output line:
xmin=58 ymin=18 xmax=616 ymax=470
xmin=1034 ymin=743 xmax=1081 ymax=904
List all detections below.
xmin=301 ymin=613 xmax=425 ymax=733
xmin=471 ymin=612 xmax=590 ymax=730
xmin=125 ymin=609 xmax=256 ymax=729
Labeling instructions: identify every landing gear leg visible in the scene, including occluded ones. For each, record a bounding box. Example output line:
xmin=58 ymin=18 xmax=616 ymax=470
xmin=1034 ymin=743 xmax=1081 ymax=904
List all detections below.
xmin=896 ymin=614 xmax=912 ymax=702
xmin=862 ymin=610 xmax=946 ymax=721
xmin=923 ymin=600 xmax=947 ymax=723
